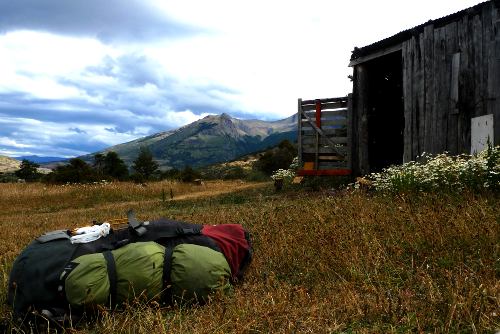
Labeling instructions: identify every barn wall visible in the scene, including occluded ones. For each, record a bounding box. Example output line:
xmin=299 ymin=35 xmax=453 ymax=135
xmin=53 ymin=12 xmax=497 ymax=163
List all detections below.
xmin=402 ymin=1 xmax=500 ymax=160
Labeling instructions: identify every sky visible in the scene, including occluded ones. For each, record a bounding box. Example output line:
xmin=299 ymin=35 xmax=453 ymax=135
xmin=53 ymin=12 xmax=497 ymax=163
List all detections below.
xmin=0 ymin=0 xmax=485 ymax=158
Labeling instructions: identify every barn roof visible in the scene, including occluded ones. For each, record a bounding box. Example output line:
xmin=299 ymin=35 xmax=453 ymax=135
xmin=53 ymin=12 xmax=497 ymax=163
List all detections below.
xmin=350 ymin=0 xmax=498 ymax=62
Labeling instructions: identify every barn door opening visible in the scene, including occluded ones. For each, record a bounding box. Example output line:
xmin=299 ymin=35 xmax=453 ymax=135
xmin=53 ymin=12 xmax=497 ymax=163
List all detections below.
xmin=366 ymin=51 xmax=404 ymax=172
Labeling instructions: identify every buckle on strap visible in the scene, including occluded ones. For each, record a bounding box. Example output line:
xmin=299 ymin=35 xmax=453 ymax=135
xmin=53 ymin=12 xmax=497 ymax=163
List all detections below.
xmin=127 ymin=210 xmax=147 ymax=236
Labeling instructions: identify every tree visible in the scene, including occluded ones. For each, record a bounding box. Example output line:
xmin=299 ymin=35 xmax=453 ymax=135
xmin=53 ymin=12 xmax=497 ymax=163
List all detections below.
xmin=132 ymin=147 xmax=159 ymax=181
xmin=15 ymin=159 xmax=41 ymax=182
xmin=179 ymin=165 xmax=201 ymax=182
xmin=46 ymin=158 xmax=97 ymax=183
xmin=103 ymin=152 xmax=129 ymax=180
xmin=93 ymin=153 xmax=105 ymax=175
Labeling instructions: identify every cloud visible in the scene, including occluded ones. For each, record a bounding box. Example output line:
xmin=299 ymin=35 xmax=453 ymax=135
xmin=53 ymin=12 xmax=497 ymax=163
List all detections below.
xmin=0 ymin=0 xmax=197 ymax=43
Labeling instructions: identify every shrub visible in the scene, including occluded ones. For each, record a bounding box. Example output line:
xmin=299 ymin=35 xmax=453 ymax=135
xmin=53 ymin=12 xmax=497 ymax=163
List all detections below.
xmin=254 ymin=140 xmax=296 ymax=175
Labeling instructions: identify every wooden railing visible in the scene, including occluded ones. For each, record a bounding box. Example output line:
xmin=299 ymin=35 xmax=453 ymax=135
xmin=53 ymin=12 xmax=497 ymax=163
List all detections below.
xmin=297 ymin=95 xmax=352 ymax=176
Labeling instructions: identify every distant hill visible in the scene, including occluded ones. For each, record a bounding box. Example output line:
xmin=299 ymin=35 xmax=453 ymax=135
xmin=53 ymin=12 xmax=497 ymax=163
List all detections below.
xmin=15 ymin=155 xmax=68 ymax=164
xmin=0 ymin=156 xmax=21 ymax=173
xmin=0 ymin=156 xmax=52 ymax=174
xmin=83 ymin=113 xmax=297 ymax=169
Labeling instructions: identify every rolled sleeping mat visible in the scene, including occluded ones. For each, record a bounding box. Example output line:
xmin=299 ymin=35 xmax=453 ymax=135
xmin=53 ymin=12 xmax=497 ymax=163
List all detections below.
xmin=169 ymin=243 xmax=232 ymax=303
xmin=65 ymin=242 xmax=232 ymax=307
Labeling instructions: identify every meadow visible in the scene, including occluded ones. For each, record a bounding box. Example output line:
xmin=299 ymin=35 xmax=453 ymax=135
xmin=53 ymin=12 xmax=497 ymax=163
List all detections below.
xmin=0 ymin=180 xmax=498 ymax=333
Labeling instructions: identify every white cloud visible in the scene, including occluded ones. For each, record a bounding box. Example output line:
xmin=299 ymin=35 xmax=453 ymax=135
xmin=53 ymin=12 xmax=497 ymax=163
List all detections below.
xmin=0 ymin=0 xmax=486 ymax=156
xmin=0 ymin=137 xmax=32 ymax=148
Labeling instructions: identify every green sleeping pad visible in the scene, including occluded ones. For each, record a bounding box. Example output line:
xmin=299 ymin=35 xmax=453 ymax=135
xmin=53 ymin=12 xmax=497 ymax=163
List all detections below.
xmin=65 ymin=242 xmax=232 ymax=307
xmin=170 ymin=243 xmax=232 ymax=303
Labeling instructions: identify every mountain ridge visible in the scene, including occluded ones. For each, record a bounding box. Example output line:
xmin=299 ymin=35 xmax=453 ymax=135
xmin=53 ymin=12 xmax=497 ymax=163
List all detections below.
xmin=83 ymin=113 xmax=297 ymax=169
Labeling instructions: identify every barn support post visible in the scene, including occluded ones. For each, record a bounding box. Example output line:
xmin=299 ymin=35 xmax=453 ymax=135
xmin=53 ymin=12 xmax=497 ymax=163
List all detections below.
xmin=353 ymin=63 xmax=369 ymax=175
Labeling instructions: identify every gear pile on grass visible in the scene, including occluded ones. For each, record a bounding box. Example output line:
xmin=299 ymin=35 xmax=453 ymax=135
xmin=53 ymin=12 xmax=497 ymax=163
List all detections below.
xmin=6 ymin=211 xmax=252 ymax=327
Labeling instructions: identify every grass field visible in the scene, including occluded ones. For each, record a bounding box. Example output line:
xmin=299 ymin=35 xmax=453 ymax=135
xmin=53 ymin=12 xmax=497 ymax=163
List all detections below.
xmin=0 ymin=180 xmax=499 ymax=333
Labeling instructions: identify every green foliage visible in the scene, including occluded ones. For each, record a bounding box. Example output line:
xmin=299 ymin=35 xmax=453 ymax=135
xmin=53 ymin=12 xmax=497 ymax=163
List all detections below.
xmin=44 ymin=158 xmax=98 ymax=184
xmin=14 ymin=159 xmax=41 ymax=182
xmin=160 ymin=168 xmax=180 ymax=180
xmin=253 ymin=140 xmax=297 ymax=175
xmin=0 ymin=173 xmax=18 ymax=183
xmin=356 ymin=145 xmax=500 ymax=194
xmin=103 ymin=152 xmax=129 ymax=181
xmin=132 ymin=147 xmax=159 ymax=181
xmin=92 ymin=153 xmax=105 ymax=175
xmin=179 ymin=166 xmax=201 ymax=183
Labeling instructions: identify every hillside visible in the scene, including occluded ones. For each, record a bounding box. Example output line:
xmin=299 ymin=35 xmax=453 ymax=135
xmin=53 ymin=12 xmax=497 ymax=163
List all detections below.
xmin=83 ymin=113 xmax=297 ymax=169
xmin=0 ymin=156 xmax=53 ymax=175
xmin=0 ymin=156 xmax=20 ymax=173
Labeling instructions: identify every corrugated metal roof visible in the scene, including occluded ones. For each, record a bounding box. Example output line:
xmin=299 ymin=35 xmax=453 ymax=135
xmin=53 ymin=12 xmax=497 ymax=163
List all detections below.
xmin=350 ymin=0 xmax=498 ymax=61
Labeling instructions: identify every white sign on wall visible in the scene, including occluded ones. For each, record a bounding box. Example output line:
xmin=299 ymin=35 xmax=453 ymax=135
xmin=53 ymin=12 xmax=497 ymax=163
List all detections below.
xmin=471 ymin=114 xmax=494 ymax=155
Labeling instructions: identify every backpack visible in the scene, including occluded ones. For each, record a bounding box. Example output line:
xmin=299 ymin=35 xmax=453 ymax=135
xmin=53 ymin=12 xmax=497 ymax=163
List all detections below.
xmin=7 ymin=211 xmax=252 ymax=324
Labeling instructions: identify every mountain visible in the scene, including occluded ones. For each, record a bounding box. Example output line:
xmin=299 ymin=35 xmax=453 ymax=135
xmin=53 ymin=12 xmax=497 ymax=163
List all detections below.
xmin=15 ymin=155 xmax=68 ymax=164
xmin=84 ymin=113 xmax=297 ymax=169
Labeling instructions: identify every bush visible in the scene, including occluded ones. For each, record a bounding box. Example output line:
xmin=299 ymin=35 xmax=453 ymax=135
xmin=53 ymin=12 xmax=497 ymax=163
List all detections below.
xmin=254 ymin=140 xmax=296 ymax=175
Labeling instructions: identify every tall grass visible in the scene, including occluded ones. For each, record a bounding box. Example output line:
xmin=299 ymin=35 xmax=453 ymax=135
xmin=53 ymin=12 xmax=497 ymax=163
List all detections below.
xmin=0 ymin=181 xmax=499 ymax=333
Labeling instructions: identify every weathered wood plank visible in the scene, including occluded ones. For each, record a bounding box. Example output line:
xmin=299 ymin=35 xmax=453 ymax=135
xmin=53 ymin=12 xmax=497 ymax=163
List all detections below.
xmin=494 ymin=7 xmax=500 ymax=146
xmin=306 ymin=118 xmax=347 ymax=126
xmin=457 ymin=15 xmax=469 ymax=153
xmin=356 ymin=63 xmax=370 ymax=174
xmin=302 ymin=119 xmax=347 ymax=127
xmin=317 ymin=161 xmax=349 ymax=169
xmin=302 ymin=147 xmax=349 ymax=155
xmin=413 ymin=33 xmax=424 ymax=159
xmin=302 ymin=137 xmax=348 ymax=145
xmin=301 ymin=101 xmax=348 ymax=111
xmin=301 ymin=128 xmax=348 ymax=136
xmin=446 ymin=22 xmax=459 ymax=155
xmin=303 ymin=109 xmax=348 ymax=118
xmin=433 ymin=26 xmax=447 ymax=153
xmin=423 ymin=24 xmax=434 ymax=154
xmin=318 ymin=156 xmax=345 ymax=162
xmin=402 ymin=39 xmax=412 ymax=162
xmin=417 ymin=32 xmax=426 ymax=156
xmin=347 ymin=93 xmax=353 ymax=170
xmin=301 ymin=97 xmax=348 ymax=105
xmin=472 ymin=13 xmax=483 ymax=118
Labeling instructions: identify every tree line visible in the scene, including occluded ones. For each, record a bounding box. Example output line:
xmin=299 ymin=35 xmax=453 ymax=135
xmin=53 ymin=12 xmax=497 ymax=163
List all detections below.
xmin=11 ymin=140 xmax=296 ymax=184
xmin=14 ymin=147 xmax=200 ymax=184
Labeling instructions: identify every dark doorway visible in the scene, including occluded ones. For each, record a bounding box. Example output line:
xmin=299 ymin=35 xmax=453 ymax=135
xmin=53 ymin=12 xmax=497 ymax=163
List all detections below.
xmin=365 ymin=51 xmax=404 ymax=172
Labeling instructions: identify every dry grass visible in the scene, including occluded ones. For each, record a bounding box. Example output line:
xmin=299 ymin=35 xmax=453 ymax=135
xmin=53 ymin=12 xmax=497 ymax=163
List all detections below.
xmin=0 ymin=181 xmax=499 ymax=333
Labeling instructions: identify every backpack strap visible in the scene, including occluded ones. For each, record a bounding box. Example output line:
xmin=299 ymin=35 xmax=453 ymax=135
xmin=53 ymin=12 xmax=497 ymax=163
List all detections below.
xmin=102 ymin=251 xmax=117 ymax=308
xmin=162 ymin=246 xmax=174 ymax=304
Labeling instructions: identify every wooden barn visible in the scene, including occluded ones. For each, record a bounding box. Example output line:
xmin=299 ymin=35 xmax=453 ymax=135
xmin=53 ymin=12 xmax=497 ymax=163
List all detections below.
xmin=349 ymin=0 xmax=500 ymax=175
xmin=298 ymin=0 xmax=500 ymax=177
